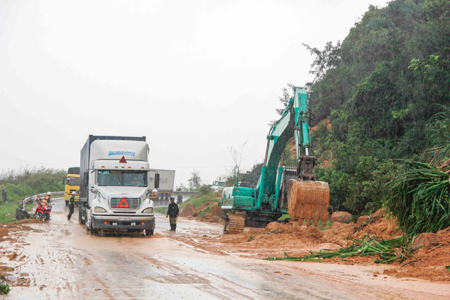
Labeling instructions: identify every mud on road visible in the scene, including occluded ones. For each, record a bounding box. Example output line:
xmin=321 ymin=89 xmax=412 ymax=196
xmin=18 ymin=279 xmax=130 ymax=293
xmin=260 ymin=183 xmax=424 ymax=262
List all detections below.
xmin=0 ymin=198 xmax=449 ymax=299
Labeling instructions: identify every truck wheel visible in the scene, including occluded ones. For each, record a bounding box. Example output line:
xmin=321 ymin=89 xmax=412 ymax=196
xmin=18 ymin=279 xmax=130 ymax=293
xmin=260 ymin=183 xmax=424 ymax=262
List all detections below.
xmin=65 ymin=201 xmax=68 ymax=207
xmin=145 ymin=229 xmax=154 ymax=236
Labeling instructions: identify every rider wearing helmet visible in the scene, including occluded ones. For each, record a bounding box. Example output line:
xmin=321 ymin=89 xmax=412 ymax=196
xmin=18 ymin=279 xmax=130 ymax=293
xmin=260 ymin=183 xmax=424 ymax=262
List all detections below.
xmin=45 ymin=192 xmax=52 ymax=203
xmin=67 ymin=191 xmax=76 ymax=221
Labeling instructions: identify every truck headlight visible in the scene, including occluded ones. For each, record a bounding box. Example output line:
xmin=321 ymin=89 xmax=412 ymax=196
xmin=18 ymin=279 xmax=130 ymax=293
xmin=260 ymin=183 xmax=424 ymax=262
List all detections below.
xmin=94 ymin=207 xmax=106 ymax=213
xmin=142 ymin=207 xmax=153 ymax=213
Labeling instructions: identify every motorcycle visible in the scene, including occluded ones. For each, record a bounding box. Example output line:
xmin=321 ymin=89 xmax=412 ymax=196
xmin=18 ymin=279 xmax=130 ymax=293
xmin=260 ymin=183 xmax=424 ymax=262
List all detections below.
xmin=34 ymin=198 xmax=52 ymax=221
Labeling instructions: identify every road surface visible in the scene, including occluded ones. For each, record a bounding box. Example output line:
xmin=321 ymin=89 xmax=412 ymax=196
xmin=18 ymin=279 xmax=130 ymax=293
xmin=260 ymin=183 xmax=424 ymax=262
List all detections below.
xmin=2 ymin=198 xmax=449 ymax=299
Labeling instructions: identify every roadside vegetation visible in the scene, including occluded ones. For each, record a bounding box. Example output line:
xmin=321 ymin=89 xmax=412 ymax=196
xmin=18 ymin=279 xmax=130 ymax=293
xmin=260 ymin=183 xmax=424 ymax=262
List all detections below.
xmin=0 ymin=167 xmax=65 ymax=224
xmin=237 ymin=0 xmax=450 ymax=226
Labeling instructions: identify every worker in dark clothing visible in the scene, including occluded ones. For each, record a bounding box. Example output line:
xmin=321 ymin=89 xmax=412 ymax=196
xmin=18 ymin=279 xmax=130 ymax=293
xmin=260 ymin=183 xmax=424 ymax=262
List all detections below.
xmin=166 ymin=197 xmax=179 ymax=232
xmin=177 ymin=193 xmax=183 ymax=204
xmin=67 ymin=192 xmax=75 ymax=221
xmin=2 ymin=188 xmax=7 ymax=204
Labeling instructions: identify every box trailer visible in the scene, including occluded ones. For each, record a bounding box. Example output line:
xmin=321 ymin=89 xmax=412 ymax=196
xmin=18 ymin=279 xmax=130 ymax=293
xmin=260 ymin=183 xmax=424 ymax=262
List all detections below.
xmin=149 ymin=169 xmax=175 ymax=201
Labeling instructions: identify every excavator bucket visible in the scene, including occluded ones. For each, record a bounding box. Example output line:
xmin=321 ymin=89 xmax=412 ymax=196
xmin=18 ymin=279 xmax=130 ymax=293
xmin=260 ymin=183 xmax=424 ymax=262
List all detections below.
xmin=287 ymin=180 xmax=329 ymax=227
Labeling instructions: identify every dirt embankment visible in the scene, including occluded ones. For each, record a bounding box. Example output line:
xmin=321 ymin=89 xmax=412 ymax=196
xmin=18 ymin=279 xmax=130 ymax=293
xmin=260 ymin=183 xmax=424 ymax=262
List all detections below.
xmin=179 ymin=200 xmax=224 ymax=223
xmin=173 ymin=208 xmax=450 ymax=282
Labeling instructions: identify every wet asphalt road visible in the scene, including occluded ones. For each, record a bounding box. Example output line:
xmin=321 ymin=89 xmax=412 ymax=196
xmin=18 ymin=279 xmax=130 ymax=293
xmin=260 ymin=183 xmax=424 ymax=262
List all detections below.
xmin=3 ymin=198 xmax=450 ymax=299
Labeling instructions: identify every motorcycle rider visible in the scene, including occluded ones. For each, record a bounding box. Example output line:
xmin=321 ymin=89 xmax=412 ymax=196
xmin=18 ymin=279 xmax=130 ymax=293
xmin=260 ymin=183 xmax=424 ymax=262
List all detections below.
xmin=67 ymin=191 xmax=75 ymax=221
xmin=45 ymin=191 xmax=52 ymax=204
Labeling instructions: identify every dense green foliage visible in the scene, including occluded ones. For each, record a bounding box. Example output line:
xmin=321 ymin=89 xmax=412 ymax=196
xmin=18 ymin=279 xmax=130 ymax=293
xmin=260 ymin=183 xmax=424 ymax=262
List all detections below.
xmin=385 ymin=160 xmax=450 ymax=235
xmin=303 ymin=0 xmax=450 ymax=214
xmin=0 ymin=168 xmax=66 ymax=202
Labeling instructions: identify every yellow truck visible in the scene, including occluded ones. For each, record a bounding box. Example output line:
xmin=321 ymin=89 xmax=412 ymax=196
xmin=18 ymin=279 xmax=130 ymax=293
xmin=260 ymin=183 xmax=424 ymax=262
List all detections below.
xmin=63 ymin=167 xmax=80 ymax=206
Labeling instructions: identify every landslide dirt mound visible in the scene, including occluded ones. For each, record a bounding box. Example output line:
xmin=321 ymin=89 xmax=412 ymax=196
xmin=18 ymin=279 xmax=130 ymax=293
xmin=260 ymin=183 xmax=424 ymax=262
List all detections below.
xmin=331 ymin=211 xmax=352 ymax=223
xmin=195 ymin=201 xmax=215 ymax=213
xmin=200 ymin=202 xmax=224 ymax=223
xmin=352 ymin=217 xmax=401 ymax=241
xmin=383 ymin=227 xmax=450 ymax=281
xmin=179 ymin=203 xmax=196 ymax=217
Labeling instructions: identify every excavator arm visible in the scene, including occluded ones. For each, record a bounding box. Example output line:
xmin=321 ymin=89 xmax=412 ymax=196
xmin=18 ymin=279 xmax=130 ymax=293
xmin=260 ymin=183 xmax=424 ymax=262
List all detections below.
xmin=222 ymin=87 xmax=329 ymax=233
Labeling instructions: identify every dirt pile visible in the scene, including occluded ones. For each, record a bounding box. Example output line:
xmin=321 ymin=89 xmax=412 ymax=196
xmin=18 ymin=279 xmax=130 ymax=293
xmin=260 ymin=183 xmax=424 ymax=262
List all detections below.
xmin=171 ymin=205 xmax=450 ymax=282
xmin=355 ymin=216 xmax=370 ymax=228
xmin=331 ymin=211 xmax=352 ymax=223
xmin=201 ymin=203 xmax=223 ymax=222
xmin=179 ymin=203 xmax=196 ymax=217
xmin=195 ymin=201 xmax=215 ymax=213
xmin=352 ymin=217 xmax=401 ymax=241
xmin=382 ymin=227 xmax=450 ymax=281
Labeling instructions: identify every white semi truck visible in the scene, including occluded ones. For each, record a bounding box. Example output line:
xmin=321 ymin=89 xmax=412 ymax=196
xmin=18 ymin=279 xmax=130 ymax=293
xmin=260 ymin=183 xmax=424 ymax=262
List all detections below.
xmin=78 ymin=135 xmax=159 ymax=236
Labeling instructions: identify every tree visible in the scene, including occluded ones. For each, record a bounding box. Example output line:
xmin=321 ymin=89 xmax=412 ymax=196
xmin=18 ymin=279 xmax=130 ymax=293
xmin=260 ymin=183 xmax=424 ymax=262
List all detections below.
xmin=188 ymin=171 xmax=202 ymax=190
xmin=175 ymin=183 xmax=187 ymax=192
xmin=228 ymin=140 xmax=249 ymax=175
xmin=303 ymin=40 xmax=341 ymax=85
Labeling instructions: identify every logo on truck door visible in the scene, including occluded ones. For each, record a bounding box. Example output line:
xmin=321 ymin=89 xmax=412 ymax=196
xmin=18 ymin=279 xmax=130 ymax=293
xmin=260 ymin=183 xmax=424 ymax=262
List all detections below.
xmin=118 ymin=198 xmax=130 ymax=208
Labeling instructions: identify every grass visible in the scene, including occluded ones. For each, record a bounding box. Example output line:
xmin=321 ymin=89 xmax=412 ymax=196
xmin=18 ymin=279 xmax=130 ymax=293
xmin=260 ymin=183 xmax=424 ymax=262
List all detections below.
xmin=266 ymin=235 xmax=416 ymax=264
xmin=385 ymin=160 xmax=450 ymax=235
xmin=179 ymin=193 xmax=219 ymax=209
xmin=0 ymin=200 xmax=30 ymax=224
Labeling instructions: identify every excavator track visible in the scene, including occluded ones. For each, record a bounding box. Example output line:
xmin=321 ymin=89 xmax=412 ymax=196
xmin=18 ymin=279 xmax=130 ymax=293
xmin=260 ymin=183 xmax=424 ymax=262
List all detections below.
xmin=223 ymin=213 xmax=245 ymax=234
xmin=287 ymin=180 xmax=329 ymax=227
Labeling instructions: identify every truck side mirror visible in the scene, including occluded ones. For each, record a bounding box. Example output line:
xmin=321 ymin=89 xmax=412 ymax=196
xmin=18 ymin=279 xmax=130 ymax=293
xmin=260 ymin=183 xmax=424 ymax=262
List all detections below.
xmin=154 ymin=173 xmax=160 ymax=189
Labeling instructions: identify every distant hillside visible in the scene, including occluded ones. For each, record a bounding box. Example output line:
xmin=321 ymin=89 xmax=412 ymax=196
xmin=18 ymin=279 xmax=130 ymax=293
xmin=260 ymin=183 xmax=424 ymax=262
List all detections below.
xmin=305 ymin=0 xmax=450 ymax=214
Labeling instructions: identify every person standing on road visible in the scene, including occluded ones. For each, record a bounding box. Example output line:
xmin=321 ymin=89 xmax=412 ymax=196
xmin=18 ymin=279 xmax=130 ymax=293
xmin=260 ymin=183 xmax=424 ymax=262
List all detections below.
xmin=67 ymin=192 xmax=75 ymax=221
xmin=166 ymin=197 xmax=179 ymax=232
xmin=1 ymin=188 xmax=7 ymax=204
xmin=177 ymin=193 xmax=183 ymax=205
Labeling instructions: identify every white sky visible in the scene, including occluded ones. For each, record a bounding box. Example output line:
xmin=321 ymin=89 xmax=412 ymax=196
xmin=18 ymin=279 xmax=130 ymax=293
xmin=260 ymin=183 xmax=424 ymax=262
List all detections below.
xmin=0 ymin=0 xmax=390 ymax=187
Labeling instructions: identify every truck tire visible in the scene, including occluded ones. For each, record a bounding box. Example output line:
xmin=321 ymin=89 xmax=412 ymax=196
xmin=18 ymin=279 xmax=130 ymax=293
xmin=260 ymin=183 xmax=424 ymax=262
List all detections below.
xmin=145 ymin=229 xmax=154 ymax=236
xmin=65 ymin=201 xmax=68 ymax=207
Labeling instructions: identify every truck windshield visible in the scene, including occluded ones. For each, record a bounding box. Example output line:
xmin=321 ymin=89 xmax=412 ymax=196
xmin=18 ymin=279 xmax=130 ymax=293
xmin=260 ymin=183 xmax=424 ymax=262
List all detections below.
xmin=214 ymin=181 xmax=226 ymax=187
xmin=98 ymin=170 xmax=147 ymax=187
xmin=66 ymin=177 xmax=81 ymax=186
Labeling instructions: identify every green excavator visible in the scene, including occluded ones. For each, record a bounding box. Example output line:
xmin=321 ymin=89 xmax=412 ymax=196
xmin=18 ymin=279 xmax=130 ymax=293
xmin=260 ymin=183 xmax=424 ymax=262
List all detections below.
xmin=222 ymin=87 xmax=329 ymax=233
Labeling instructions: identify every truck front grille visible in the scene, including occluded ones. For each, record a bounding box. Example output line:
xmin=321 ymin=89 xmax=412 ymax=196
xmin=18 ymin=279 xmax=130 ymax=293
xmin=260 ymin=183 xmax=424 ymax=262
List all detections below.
xmin=110 ymin=197 xmax=140 ymax=209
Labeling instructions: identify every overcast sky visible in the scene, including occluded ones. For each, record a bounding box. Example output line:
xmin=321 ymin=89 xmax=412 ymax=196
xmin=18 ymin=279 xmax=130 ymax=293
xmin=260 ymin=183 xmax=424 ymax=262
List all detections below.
xmin=0 ymin=0 xmax=390 ymax=188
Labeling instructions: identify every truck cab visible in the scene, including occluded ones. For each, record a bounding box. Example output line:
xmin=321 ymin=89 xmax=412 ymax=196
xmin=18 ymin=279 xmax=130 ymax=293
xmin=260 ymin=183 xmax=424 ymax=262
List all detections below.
xmin=79 ymin=136 xmax=158 ymax=236
xmin=211 ymin=175 xmax=227 ymax=192
xmin=63 ymin=167 xmax=80 ymax=206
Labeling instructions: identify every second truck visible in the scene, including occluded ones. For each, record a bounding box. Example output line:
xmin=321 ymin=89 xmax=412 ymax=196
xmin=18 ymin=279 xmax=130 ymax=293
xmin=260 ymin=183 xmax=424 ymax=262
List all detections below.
xmin=78 ymin=135 xmax=160 ymax=236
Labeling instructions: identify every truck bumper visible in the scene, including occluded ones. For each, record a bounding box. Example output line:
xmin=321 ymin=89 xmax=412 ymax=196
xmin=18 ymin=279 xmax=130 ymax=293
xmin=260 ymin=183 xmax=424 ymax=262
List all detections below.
xmin=92 ymin=215 xmax=155 ymax=231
